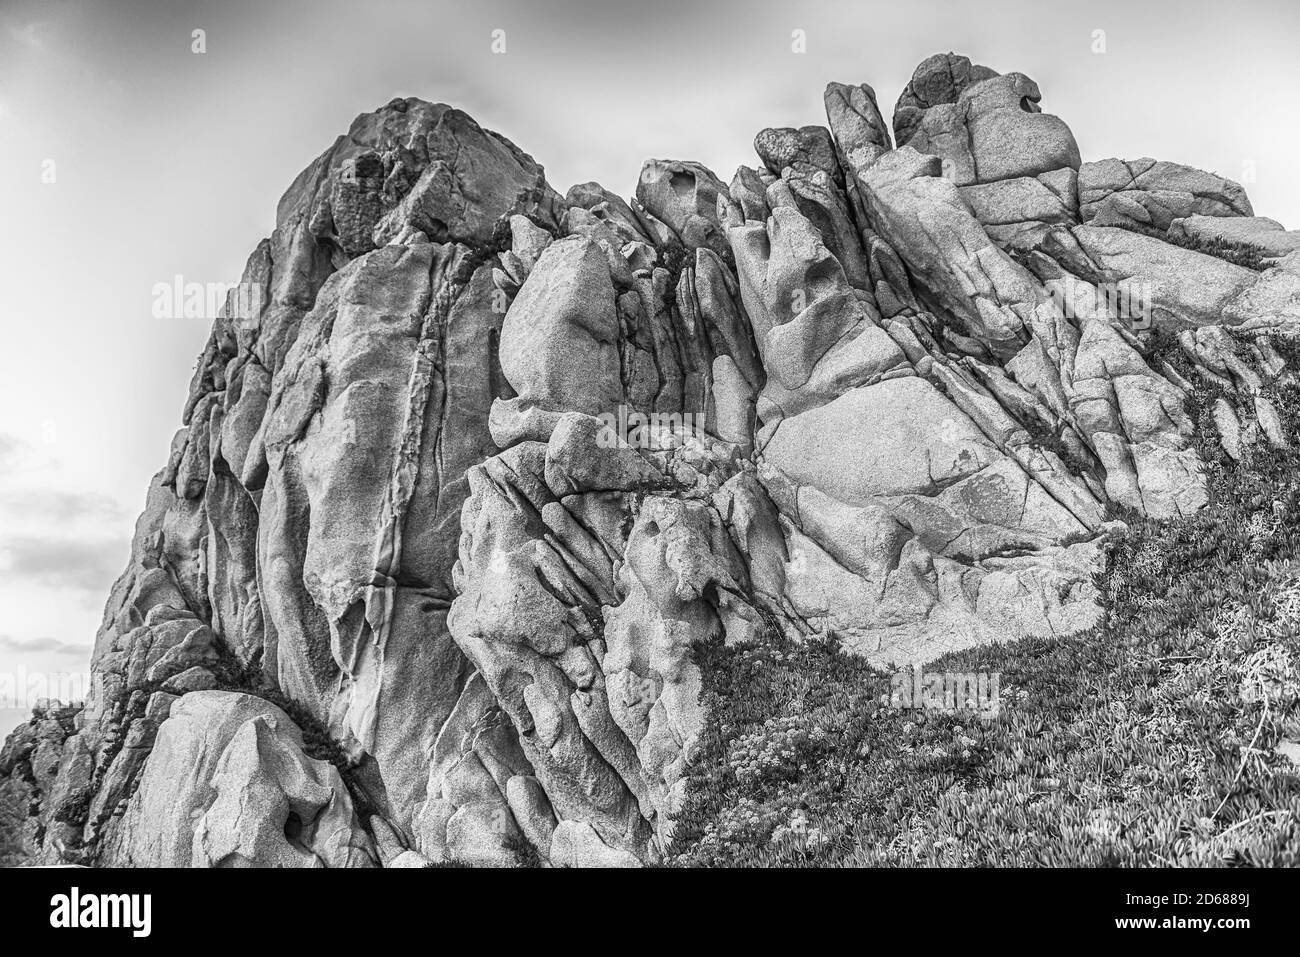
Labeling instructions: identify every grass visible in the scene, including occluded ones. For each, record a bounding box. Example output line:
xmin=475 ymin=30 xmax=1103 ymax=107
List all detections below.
xmin=1164 ymin=231 xmax=1270 ymax=272
xmin=1121 ymin=220 xmax=1270 ymax=272
xmin=667 ymin=337 xmax=1300 ymax=867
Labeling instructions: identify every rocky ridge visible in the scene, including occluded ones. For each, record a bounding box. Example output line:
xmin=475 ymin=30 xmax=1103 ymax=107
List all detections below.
xmin=3 ymin=52 xmax=1298 ymax=867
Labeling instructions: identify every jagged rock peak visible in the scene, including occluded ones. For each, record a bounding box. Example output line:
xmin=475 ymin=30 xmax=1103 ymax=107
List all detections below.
xmin=893 ymin=51 xmax=1000 ymax=143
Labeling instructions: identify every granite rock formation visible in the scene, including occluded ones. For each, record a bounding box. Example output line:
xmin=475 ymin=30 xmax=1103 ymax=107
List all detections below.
xmin=4 ymin=54 xmax=1298 ymax=867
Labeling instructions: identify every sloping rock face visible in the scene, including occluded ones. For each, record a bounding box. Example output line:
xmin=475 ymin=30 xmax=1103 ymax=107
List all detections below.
xmin=4 ymin=56 xmax=1299 ymax=867
xmin=101 ymin=692 xmax=375 ymax=867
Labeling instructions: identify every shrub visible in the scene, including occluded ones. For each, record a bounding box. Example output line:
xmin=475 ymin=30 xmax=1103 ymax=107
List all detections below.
xmin=1165 ymin=231 xmax=1269 ymax=272
xmin=668 ymin=337 xmax=1300 ymax=867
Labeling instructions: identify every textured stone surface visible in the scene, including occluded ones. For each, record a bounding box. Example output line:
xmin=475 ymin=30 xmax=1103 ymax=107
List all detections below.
xmin=101 ymin=692 xmax=374 ymax=867
xmin=4 ymin=54 xmax=1298 ymax=868
xmin=1169 ymin=214 xmax=1300 ymax=259
xmin=1074 ymin=225 xmax=1267 ymax=327
xmin=1079 ymin=158 xmax=1253 ymax=232
xmin=893 ymin=57 xmax=1080 ymax=188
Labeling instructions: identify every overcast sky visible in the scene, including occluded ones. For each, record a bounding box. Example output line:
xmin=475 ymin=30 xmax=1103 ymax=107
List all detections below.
xmin=1 ymin=0 xmax=1298 ymax=735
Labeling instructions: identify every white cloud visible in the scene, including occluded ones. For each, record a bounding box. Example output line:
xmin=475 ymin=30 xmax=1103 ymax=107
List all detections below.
xmin=0 ymin=433 xmax=22 ymax=470
xmin=0 ymin=535 xmax=127 ymax=595
xmin=5 ymin=20 xmax=49 ymax=53
xmin=0 ymin=633 xmax=84 ymax=657
xmin=0 ymin=487 xmax=124 ymax=524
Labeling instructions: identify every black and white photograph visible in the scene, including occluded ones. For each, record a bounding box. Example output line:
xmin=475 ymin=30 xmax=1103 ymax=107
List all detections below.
xmin=0 ymin=0 xmax=1296 ymax=938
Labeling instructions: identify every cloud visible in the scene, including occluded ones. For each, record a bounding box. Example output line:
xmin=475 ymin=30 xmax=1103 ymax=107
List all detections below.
xmin=0 ymin=435 xmax=128 ymax=607
xmin=0 ymin=432 xmax=24 ymax=470
xmin=0 ymin=535 xmax=126 ymax=593
xmin=5 ymin=20 xmax=49 ymax=53
xmin=0 ymin=633 xmax=85 ymax=657
xmin=0 ymin=488 xmax=124 ymax=524
xmin=0 ymin=431 xmax=57 ymax=477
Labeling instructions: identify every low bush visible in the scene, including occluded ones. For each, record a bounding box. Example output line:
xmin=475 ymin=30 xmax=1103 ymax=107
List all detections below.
xmin=668 ymin=340 xmax=1300 ymax=867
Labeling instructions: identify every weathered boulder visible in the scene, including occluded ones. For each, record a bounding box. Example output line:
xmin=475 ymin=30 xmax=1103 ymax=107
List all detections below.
xmin=893 ymin=56 xmax=1080 ymax=188
xmin=1169 ymin=214 xmax=1300 ymax=260
xmin=1078 ymin=158 xmax=1253 ymax=232
xmin=960 ymin=169 xmax=1078 ymax=227
xmin=754 ymin=126 xmax=843 ymax=183
xmin=634 ymin=159 xmax=732 ymax=263
xmin=499 ymin=236 xmax=624 ymax=418
xmin=850 ymin=147 xmax=1047 ymax=360
xmin=370 ymin=103 xmax=563 ymax=247
xmin=893 ymin=52 xmax=998 ymax=146
xmin=101 ymin=692 xmax=375 ymax=867
xmin=1074 ymin=224 xmax=1266 ymax=327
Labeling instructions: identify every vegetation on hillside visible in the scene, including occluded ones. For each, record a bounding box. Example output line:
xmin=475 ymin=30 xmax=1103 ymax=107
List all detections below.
xmin=1124 ymin=219 xmax=1270 ymax=272
xmin=668 ymin=339 xmax=1300 ymax=867
xmin=1165 ymin=230 xmax=1270 ymax=272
